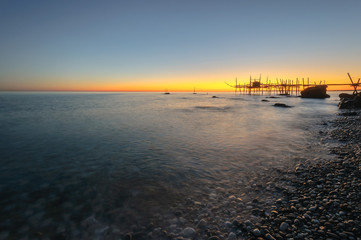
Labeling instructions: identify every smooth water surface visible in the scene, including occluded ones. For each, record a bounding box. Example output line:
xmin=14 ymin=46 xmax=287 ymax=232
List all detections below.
xmin=0 ymin=91 xmax=340 ymax=238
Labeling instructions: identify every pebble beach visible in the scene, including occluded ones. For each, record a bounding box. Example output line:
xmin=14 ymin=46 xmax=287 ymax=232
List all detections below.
xmin=122 ymin=110 xmax=361 ymax=239
xmin=238 ymin=113 xmax=361 ymax=240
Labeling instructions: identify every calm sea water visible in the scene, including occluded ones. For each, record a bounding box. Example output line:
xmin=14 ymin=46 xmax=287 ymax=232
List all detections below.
xmin=0 ymin=91 xmax=341 ymax=238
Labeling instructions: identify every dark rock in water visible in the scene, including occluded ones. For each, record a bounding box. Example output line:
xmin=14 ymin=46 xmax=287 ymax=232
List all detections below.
xmin=268 ymin=96 xmax=280 ymax=98
xmin=339 ymin=93 xmax=354 ymax=99
xmin=273 ymin=103 xmax=292 ymax=108
xmin=262 ymin=99 xmax=269 ymax=102
xmin=212 ymin=96 xmax=218 ymax=98
xmin=338 ymin=93 xmax=361 ymax=109
xmin=301 ymin=85 xmax=330 ymax=99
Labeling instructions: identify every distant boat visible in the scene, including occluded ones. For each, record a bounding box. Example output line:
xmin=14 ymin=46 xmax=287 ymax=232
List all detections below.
xmin=193 ymin=87 xmax=197 ymax=94
xmin=164 ymin=89 xmax=170 ymax=94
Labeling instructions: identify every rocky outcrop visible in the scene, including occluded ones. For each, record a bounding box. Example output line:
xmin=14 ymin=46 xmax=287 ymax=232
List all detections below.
xmin=273 ymin=103 xmax=292 ymax=108
xmin=338 ymin=93 xmax=361 ymax=109
xmin=301 ymin=85 xmax=330 ymax=99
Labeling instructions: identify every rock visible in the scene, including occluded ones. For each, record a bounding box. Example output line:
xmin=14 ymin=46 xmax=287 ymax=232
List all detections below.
xmin=208 ymin=236 xmax=220 ymax=240
xmin=309 ymin=206 xmax=317 ymax=211
xmin=265 ymin=233 xmax=277 ymax=240
xmin=224 ymin=221 xmax=232 ymax=228
xmin=196 ymin=219 xmax=207 ymax=228
xmin=232 ymin=219 xmax=241 ymax=228
xmin=262 ymin=99 xmax=269 ymax=102
xmin=124 ymin=233 xmax=132 ymax=240
xmin=280 ymin=222 xmax=289 ymax=231
xmin=338 ymin=93 xmax=361 ymax=109
xmin=244 ymin=220 xmax=253 ymax=227
xmin=174 ymin=210 xmax=182 ymax=217
xmin=273 ymin=103 xmax=292 ymax=108
xmin=301 ymin=85 xmax=330 ymax=98
xmin=311 ymin=219 xmax=320 ymax=224
xmin=182 ymin=227 xmax=196 ymax=238
xmin=339 ymin=93 xmax=354 ymax=99
xmin=327 ymin=232 xmax=339 ymax=238
xmin=338 ymin=111 xmax=358 ymax=116
xmin=228 ymin=232 xmax=237 ymax=240
xmin=81 ymin=216 xmax=99 ymax=228
xmin=338 ymin=232 xmax=348 ymax=238
xmin=251 ymin=228 xmax=261 ymax=237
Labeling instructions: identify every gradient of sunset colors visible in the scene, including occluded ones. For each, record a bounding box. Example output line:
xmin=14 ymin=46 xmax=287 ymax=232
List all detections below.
xmin=1 ymin=0 xmax=361 ymax=92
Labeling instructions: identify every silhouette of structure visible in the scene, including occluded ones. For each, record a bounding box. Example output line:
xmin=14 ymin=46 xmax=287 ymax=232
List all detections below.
xmin=225 ymin=73 xmax=360 ymax=96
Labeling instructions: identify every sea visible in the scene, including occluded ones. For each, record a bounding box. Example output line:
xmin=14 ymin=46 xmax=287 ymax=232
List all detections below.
xmin=0 ymin=91 xmax=344 ymax=239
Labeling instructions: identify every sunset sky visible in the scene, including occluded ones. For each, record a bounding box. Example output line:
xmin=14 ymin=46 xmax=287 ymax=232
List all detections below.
xmin=1 ymin=0 xmax=360 ymax=92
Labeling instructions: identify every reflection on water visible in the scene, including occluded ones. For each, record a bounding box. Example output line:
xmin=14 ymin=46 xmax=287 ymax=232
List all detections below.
xmin=0 ymin=92 xmax=339 ymax=238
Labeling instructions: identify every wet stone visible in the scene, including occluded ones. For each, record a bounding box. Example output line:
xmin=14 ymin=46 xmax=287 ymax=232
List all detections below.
xmin=251 ymin=228 xmax=261 ymax=237
xmin=196 ymin=219 xmax=207 ymax=228
xmin=228 ymin=232 xmax=236 ymax=240
xmin=182 ymin=227 xmax=195 ymax=238
xmin=224 ymin=221 xmax=232 ymax=228
xmin=265 ymin=233 xmax=276 ymax=240
xmin=280 ymin=222 xmax=289 ymax=231
xmin=208 ymin=236 xmax=220 ymax=240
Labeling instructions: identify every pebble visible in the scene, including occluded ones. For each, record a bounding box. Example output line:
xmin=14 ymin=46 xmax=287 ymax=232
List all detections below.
xmin=182 ymin=227 xmax=196 ymax=238
xmin=224 ymin=221 xmax=232 ymax=228
xmin=265 ymin=233 xmax=276 ymax=240
xmin=244 ymin=220 xmax=253 ymax=227
xmin=251 ymin=228 xmax=261 ymax=237
xmin=228 ymin=232 xmax=236 ymax=240
xmin=208 ymin=236 xmax=220 ymax=240
xmin=196 ymin=219 xmax=207 ymax=228
xmin=280 ymin=222 xmax=289 ymax=231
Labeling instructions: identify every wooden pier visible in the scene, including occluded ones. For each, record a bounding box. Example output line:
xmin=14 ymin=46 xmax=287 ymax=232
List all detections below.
xmin=225 ymin=73 xmax=360 ymax=96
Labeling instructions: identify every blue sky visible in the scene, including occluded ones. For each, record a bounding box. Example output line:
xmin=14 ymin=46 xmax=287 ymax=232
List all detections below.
xmin=1 ymin=0 xmax=360 ymax=91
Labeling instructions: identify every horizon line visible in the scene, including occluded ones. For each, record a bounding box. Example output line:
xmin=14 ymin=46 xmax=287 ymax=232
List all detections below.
xmin=0 ymin=89 xmax=355 ymax=93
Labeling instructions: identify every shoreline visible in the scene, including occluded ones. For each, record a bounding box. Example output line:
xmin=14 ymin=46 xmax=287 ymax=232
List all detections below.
xmin=129 ymin=111 xmax=361 ymax=240
xmin=238 ymin=113 xmax=361 ymax=240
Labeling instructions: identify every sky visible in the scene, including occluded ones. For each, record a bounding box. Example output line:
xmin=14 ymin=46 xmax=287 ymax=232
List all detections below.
xmin=0 ymin=0 xmax=361 ymax=92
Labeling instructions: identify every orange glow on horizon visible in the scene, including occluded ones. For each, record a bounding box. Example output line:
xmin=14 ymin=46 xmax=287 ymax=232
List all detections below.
xmin=0 ymin=73 xmax=359 ymax=92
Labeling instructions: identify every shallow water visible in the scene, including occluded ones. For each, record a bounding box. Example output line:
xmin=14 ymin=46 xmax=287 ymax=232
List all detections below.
xmin=0 ymin=91 xmax=341 ymax=238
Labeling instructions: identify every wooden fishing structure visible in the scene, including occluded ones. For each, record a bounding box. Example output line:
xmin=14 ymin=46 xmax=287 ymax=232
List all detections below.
xmin=225 ymin=73 xmax=360 ymax=96
xmin=327 ymin=73 xmax=361 ymax=95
